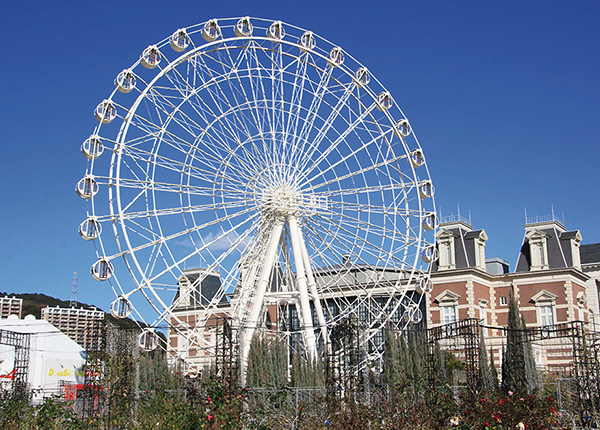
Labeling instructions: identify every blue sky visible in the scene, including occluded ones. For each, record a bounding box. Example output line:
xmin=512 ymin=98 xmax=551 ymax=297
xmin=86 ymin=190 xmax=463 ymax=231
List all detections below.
xmin=1 ymin=0 xmax=598 ymax=312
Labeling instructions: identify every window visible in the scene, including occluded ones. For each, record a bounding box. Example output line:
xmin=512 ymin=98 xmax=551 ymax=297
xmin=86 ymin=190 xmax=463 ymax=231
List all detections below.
xmin=479 ymin=300 xmax=488 ymax=325
xmin=526 ymin=230 xmax=549 ymax=270
xmin=443 ymin=305 xmax=457 ymax=325
xmin=539 ymin=305 xmax=554 ymax=327
xmin=500 ymin=296 xmax=508 ymax=306
xmin=532 ymin=290 xmax=558 ymax=328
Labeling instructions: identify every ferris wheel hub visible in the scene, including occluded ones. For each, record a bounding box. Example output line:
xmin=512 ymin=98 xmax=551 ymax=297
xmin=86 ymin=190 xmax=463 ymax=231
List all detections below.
xmin=261 ymin=184 xmax=299 ymax=217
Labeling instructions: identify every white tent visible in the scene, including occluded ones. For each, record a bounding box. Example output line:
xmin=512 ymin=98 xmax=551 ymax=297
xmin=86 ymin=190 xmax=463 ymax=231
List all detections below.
xmin=0 ymin=314 xmax=86 ymax=403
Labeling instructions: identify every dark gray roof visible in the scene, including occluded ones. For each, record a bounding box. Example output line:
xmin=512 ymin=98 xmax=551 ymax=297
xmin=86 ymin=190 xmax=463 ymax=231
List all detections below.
xmin=173 ymin=272 xmax=226 ymax=306
xmin=515 ymin=226 xmax=581 ymax=272
xmin=581 ymin=243 xmax=600 ymax=264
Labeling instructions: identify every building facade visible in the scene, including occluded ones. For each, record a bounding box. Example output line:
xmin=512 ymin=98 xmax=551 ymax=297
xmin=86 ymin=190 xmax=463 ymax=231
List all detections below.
xmin=428 ymin=215 xmax=598 ymax=372
xmin=0 ymin=296 xmax=22 ymax=319
xmin=41 ymin=306 xmax=105 ymax=352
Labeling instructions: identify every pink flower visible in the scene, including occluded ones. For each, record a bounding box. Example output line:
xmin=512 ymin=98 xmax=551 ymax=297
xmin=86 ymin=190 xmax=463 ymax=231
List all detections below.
xmin=508 ymin=391 xmax=514 ymax=396
xmin=207 ymin=414 xmax=213 ymax=421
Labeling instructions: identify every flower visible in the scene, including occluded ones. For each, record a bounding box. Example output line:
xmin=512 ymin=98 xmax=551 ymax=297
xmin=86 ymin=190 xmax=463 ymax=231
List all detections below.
xmin=516 ymin=423 xmax=525 ymax=430
xmin=449 ymin=416 xmax=460 ymax=426
xmin=207 ymin=414 xmax=213 ymax=421
xmin=520 ymin=398 xmax=525 ymax=402
xmin=508 ymin=391 xmax=514 ymax=396
xmin=499 ymin=400 xmax=503 ymax=405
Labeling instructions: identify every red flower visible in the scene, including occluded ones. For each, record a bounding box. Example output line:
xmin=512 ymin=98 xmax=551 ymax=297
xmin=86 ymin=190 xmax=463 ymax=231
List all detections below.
xmin=208 ymin=414 xmax=213 ymax=421
xmin=499 ymin=400 xmax=503 ymax=405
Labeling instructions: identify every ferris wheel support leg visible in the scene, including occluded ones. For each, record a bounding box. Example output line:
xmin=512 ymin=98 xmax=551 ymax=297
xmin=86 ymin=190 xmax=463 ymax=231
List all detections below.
xmin=239 ymin=218 xmax=284 ymax=385
xmin=297 ymin=224 xmax=329 ymax=353
xmin=288 ymin=216 xmax=318 ymax=360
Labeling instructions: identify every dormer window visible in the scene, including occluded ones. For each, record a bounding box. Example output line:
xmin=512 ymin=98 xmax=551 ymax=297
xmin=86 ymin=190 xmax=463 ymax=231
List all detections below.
xmin=471 ymin=231 xmax=488 ymax=270
xmin=435 ymin=230 xmax=457 ymax=270
xmin=526 ymin=230 xmax=550 ymax=271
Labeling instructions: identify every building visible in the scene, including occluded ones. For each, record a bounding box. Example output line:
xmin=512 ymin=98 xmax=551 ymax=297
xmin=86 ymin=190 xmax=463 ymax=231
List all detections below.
xmin=41 ymin=305 xmax=105 ymax=352
xmin=168 ymin=264 xmax=425 ymax=374
xmin=168 ymin=268 xmax=230 ymax=374
xmin=0 ymin=315 xmax=86 ymax=404
xmin=581 ymin=243 xmax=600 ymax=333
xmin=427 ymin=214 xmax=599 ymax=372
xmin=0 ymin=296 xmax=22 ymax=319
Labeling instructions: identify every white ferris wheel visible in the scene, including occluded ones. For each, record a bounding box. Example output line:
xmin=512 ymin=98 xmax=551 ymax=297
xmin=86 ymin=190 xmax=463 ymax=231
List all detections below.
xmin=77 ymin=17 xmax=438 ymax=377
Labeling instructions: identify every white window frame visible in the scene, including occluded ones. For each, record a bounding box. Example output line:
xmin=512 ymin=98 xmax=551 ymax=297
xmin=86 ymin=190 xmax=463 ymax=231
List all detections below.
xmin=479 ymin=299 xmax=488 ymax=325
xmin=532 ymin=290 xmax=558 ymax=328
xmin=435 ymin=290 xmax=461 ymax=329
xmin=435 ymin=230 xmax=457 ymax=270
xmin=442 ymin=303 xmax=457 ymax=325
xmin=526 ymin=230 xmax=550 ymax=271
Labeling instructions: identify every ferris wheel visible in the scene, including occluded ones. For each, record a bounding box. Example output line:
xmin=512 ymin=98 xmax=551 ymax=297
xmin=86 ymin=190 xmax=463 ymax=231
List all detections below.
xmin=77 ymin=17 xmax=438 ymax=377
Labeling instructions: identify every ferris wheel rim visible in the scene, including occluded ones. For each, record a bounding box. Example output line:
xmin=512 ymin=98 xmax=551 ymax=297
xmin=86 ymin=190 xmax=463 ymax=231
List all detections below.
xmin=80 ymin=16 xmax=438 ymax=370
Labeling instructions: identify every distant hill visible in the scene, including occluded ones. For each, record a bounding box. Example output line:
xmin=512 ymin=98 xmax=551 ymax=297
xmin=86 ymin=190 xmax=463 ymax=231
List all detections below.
xmin=0 ymin=291 xmax=140 ymax=329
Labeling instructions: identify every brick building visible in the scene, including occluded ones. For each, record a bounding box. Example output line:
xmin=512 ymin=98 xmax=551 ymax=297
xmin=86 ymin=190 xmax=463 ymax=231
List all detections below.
xmin=427 ymin=215 xmax=598 ymax=371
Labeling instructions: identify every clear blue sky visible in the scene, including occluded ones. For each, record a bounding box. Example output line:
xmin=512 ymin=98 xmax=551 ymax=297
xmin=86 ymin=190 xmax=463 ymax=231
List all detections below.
xmin=1 ymin=0 xmax=598 ymax=312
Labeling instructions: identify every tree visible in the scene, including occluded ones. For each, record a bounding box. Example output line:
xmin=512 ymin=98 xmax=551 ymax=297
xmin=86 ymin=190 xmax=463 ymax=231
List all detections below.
xmin=502 ymin=286 xmax=526 ymax=393
xmin=521 ymin=314 xmax=540 ymax=393
xmin=479 ymin=328 xmax=495 ymax=392
xmin=489 ymin=348 xmax=499 ymax=391
xmin=246 ymin=334 xmax=288 ymax=387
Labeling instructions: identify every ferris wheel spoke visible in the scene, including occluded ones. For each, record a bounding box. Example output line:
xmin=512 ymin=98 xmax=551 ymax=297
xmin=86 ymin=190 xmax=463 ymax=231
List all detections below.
xmin=316 ymin=208 xmax=416 ymax=253
xmin=229 ymin=44 xmax=279 ymax=168
xmin=146 ymin=210 xmax=259 ymax=284
xmin=243 ymin=41 xmax=281 ymax=167
xmin=293 ymin=60 xmax=332 ymax=164
xmin=282 ymin=54 xmax=309 ymax=170
xmin=142 ymin=84 xmax=258 ymax=179
xmin=298 ymin=101 xmax=380 ymax=186
xmin=321 ymin=199 xmax=419 ymax=219
xmin=121 ymin=143 xmax=255 ymax=193
xmin=294 ymin=79 xmax=355 ymax=174
xmin=113 ymin=204 xmax=258 ymax=275
xmin=308 ymin=212 xmax=398 ymax=264
xmin=181 ymin=46 xmax=276 ymax=172
xmin=312 ymin=181 xmax=416 ymax=198
xmin=303 ymin=142 xmax=406 ymax=193
xmin=218 ymin=45 xmax=277 ymax=169
xmin=104 ymin=199 xmax=254 ymax=225
xmin=109 ymin=177 xmax=252 ymax=198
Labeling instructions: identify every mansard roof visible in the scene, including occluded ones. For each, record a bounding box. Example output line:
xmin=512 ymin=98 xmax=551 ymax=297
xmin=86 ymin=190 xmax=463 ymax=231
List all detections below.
xmin=432 ymin=221 xmax=487 ymax=271
xmin=515 ymin=221 xmax=582 ymax=272
xmin=581 ymin=243 xmax=600 ymax=264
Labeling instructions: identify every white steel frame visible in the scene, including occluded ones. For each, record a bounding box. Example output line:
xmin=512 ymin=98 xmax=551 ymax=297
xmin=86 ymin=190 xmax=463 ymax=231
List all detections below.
xmin=77 ymin=17 xmax=438 ymax=380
